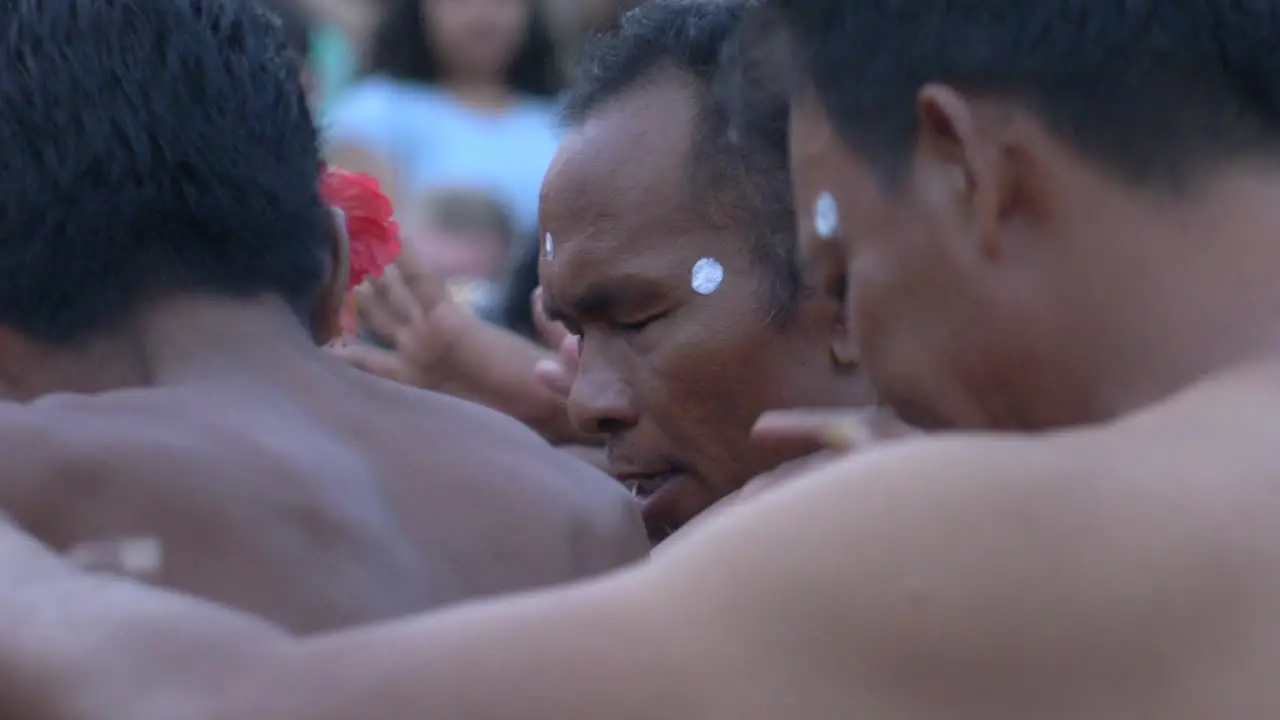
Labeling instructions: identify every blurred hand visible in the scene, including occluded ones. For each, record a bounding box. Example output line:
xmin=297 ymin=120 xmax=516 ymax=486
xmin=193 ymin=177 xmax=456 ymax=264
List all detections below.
xmin=327 ymin=243 xmax=476 ymax=388
xmin=530 ymin=287 xmax=579 ymax=399
xmin=331 ymin=269 xmax=593 ymax=446
xmin=751 ymin=406 xmax=918 ymax=461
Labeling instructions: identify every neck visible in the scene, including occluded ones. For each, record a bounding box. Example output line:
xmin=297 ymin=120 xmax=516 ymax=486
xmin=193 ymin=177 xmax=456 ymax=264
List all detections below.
xmin=1074 ymin=172 xmax=1280 ymax=422
xmin=24 ymin=296 xmax=320 ymax=397
xmin=444 ymin=80 xmax=515 ymax=111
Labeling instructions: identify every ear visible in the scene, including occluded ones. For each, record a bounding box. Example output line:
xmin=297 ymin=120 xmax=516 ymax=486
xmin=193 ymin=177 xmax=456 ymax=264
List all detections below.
xmin=0 ymin=328 xmax=40 ymax=400
xmin=311 ymin=207 xmax=351 ymax=344
xmin=798 ymin=237 xmax=860 ymax=372
xmin=829 ymin=310 xmax=859 ymax=370
xmin=914 ymin=84 xmax=1005 ymax=260
xmin=829 ymin=263 xmax=860 ymax=371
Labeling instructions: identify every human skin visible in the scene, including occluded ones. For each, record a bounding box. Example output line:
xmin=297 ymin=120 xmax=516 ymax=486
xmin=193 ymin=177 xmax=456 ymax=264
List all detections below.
xmin=538 ymin=70 xmax=872 ymax=539
xmin=0 ymin=295 xmax=647 ymax=635
xmin=329 ymin=244 xmax=594 ymax=446
xmin=4 ymin=373 xmax=1280 ymax=718
xmin=13 ymin=13 xmax=1280 ymax=719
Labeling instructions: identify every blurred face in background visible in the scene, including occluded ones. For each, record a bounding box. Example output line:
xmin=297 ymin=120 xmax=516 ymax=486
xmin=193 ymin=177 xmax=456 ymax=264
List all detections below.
xmin=408 ymin=223 xmax=509 ymax=282
xmin=422 ymin=0 xmax=531 ymax=81
xmin=580 ymin=0 xmax=630 ymax=29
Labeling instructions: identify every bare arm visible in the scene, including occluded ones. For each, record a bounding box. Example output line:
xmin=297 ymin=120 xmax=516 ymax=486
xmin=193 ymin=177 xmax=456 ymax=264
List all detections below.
xmin=5 ymin=432 xmax=1268 ymax=718
xmin=216 ymin=433 xmax=1280 ymax=718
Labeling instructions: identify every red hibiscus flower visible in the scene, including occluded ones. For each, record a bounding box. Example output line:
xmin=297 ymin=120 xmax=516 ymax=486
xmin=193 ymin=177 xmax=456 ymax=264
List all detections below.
xmin=320 ymin=168 xmax=401 ymax=291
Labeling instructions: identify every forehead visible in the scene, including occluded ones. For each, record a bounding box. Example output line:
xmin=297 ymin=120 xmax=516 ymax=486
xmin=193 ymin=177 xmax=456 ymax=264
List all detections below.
xmin=540 ymin=70 xmax=706 ymax=262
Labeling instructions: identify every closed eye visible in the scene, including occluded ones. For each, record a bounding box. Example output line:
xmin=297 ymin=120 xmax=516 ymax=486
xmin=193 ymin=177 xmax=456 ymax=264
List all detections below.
xmin=614 ymin=312 xmax=668 ymax=334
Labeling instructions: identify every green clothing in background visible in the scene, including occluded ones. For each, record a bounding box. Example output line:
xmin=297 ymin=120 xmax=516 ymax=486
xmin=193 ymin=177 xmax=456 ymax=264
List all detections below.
xmin=311 ymin=23 xmax=357 ymax=116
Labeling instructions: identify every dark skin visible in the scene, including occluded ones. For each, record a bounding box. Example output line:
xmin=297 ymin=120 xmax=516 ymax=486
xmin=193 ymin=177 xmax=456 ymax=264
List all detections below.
xmin=0 ymin=217 xmax=647 ymax=633
xmin=14 ymin=72 xmax=1280 ymax=720
xmin=538 ymin=69 xmax=871 ymax=540
xmin=786 ymin=82 xmax=1280 ymax=431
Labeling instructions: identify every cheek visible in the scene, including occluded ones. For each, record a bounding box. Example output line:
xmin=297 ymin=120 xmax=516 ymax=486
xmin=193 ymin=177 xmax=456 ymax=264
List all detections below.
xmin=846 ymin=235 xmax=938 ymax=380
xmin=640 ymin=316 xmax=787 ymax=444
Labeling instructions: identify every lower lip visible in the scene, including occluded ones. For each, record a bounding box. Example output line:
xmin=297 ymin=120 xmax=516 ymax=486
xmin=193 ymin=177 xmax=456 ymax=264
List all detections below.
xmin=619 ymin=472 xmax=672 ymax=499
xmin=638 ymin=473 xmax=689 ymax=542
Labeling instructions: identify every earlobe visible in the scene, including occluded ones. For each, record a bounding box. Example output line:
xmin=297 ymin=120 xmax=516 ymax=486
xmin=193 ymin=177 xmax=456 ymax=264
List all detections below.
xmin=830 ymin=330 xmax=860 ymax=371
xmin=311 ymin=207 xmax=351 ymax=344
xmin=799 ymin=221 xmax=860 ymax=371
xmin=0 ymin=329 xmax=32 ymax=400
xmin=829 ymin=291 xmax=860 ymax=371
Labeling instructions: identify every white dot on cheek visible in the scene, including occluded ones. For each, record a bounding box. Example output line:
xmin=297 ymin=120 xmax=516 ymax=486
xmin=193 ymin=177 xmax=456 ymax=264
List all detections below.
xmin=690 ymin=257 xmax=724 ymax=295
xmin=544 ymin=232 xmax=554 ymax=259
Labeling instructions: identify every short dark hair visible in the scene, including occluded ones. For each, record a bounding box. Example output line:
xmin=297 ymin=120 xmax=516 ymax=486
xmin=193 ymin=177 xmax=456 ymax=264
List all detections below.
xmin=365 ymin=0 xmax=562 ymax=98
xmin=258 ymin=0 xmax=311 ymax=61
xmin=561 ymin=0 xmax=801 ymax=316
xmin=0 ymin=0 xmax=325 ymax=345
xmin=769 ymin=0 xmax=1280 ymax=190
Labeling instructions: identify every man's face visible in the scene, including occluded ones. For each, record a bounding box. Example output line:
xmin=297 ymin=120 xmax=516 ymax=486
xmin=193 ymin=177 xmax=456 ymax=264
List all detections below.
xmin=541 ymin=73 xmax=867 ymax=540
xmin=787 ymin=88 xmax=1068 ymax=430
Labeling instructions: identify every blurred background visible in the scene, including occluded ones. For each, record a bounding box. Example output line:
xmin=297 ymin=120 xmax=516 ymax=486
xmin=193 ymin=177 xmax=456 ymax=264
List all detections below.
xmin=275 ymin=0 xmax=640 ymax=340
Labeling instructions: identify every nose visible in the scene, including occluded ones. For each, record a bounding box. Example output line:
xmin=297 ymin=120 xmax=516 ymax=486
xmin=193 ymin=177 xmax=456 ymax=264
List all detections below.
xmin=566 ymin=337 xmax=639 ymax=436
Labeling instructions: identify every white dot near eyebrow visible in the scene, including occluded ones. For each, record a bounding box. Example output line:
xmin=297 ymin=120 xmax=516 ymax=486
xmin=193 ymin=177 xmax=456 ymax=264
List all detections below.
xmin=544 ymin=232 xmax=554 ymax=259
xmin=690 ymin=257 xmax=724 ymax=295
xmin=813 ymin=191 xmax=839 ymax=239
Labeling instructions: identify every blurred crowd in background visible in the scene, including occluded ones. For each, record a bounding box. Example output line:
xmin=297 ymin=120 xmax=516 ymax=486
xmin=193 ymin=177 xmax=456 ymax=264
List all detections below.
xmin=271 ymin=0 xmax=638 ymax=336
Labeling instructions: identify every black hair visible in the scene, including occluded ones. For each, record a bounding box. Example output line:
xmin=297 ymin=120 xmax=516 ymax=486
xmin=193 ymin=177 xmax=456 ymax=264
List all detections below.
xmin=769 ymin=0 xmax=1280 ymax=190
xmin=0 ymin=0 xmax=326 ymax=345
xmin=561 ymin=0 xmax=801 ymax=316
xmin=365 ymin=0 xmax=561 ymax=98
xmin=258 ymin=0 xmax=311 ymax=61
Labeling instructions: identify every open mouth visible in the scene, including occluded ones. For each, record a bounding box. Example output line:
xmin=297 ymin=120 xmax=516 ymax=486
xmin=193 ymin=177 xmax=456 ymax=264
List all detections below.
xmin=618 ymin=473 xmax=674 ymax=500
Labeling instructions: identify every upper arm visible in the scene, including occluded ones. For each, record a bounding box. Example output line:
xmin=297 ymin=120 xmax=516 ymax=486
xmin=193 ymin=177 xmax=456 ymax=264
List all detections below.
xmin=204 ymin=433 xmax=1262 ymax=719
xmin=643 ymin=433 xmax=1255 ymax=717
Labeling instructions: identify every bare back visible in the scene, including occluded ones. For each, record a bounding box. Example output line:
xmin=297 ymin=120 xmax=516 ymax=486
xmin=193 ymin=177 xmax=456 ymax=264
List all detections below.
xmin=0 ymin=357 xmax=647 ymax=633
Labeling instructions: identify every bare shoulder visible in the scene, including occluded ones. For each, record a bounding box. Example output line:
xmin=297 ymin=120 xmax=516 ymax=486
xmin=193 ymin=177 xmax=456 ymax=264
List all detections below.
xmin=433 ymin=389 xmax=651 ymax=565
xmin=0 ymin=394 xmax=209 ymax=518
xmin=646 ymin=407 xmax=1280 ymax=714
xmin=0 ymin=400 xmax=86 ymax=516
xmin=0 ymin=391 xmax=282 ymax=539
xmin=360 ymin=379 xmax=650 ymax=570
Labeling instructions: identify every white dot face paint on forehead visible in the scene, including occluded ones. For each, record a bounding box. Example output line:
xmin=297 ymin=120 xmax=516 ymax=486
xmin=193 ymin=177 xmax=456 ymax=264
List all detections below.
xmin=544 ymin=232 xmax=554 ymax=260
xmin=813 ymin=191 xmax=839 ymax=240
xmin=690 ymin=257 xmax=724 ymax=295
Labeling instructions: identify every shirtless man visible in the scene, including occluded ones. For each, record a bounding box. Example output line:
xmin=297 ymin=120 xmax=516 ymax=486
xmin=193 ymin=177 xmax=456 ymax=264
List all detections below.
xmin=338 ymin=0 xmax=876 ymax=540
xmin=6 ymin=0 xmax=1280 ymax=716
xmin=0 ymin=0 xmax=645 ymax=634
